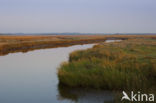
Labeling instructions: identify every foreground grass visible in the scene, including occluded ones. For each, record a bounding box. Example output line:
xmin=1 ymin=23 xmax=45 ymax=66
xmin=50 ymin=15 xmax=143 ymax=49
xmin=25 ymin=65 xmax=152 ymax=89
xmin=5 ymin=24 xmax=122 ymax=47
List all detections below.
xmin=58 ymin=38 xmax=156 ymax=90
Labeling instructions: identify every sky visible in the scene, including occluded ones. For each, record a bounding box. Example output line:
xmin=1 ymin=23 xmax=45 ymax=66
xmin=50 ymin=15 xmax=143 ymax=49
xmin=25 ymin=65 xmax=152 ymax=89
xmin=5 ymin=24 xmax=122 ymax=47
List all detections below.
xmin=0 ymin=0 xmax=156 ymax=33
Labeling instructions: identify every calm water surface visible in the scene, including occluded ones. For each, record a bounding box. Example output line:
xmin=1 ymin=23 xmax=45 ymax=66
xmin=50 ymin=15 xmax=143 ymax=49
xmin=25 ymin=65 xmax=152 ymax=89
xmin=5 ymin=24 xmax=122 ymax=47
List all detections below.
xmin=0 ymin=41 xmax=116 ymax=103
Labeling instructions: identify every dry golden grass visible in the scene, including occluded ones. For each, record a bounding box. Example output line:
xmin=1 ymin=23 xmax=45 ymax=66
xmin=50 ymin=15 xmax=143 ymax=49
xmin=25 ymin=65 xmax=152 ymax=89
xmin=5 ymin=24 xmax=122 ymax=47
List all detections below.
xmin=0 ymin=34 xmax=156 ymax=55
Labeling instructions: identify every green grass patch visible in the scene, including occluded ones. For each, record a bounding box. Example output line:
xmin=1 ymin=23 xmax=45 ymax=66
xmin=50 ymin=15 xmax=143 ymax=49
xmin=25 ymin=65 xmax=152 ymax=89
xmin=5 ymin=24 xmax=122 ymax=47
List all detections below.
xmin=58 ymin=38 xmax=156 ymax=90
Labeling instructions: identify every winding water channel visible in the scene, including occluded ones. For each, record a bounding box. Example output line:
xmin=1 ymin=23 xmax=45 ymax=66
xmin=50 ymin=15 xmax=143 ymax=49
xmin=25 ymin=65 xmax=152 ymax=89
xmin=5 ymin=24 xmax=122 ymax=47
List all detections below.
xmin=0 ymin=40 xmax=120 ymax=103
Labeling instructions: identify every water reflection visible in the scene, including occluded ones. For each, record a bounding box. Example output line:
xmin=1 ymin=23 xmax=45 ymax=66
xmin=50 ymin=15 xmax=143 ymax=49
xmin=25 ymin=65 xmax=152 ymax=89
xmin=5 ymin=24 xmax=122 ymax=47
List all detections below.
xmin=0 ymin=41 xmax=118 ymax=103
xmin=58 ymin=84 xmax=115 ymax=103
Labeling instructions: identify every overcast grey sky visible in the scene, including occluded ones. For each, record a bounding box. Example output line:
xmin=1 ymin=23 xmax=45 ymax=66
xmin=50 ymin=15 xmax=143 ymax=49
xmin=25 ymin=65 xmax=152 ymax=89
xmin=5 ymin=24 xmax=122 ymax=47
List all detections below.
xmin=0 ymin=0 xmax=156 ymax=33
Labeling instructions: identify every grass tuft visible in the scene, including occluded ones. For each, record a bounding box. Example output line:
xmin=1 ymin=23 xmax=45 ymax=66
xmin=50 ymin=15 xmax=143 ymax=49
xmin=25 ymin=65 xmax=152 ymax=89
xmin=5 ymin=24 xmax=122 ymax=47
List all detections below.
xmin=58 ymin=38 xmax=156 ymax=90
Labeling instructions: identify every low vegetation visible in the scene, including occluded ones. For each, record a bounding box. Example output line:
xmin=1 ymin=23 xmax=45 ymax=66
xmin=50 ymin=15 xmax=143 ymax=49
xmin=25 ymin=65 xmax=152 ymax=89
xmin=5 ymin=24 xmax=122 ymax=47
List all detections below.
xmin=58 ymin=37 xmax=156 ymax=90
xmin=0 ymin=34 xmax=155 ymax=55
xmin=0 ymin=35 xmax=108 ymax=55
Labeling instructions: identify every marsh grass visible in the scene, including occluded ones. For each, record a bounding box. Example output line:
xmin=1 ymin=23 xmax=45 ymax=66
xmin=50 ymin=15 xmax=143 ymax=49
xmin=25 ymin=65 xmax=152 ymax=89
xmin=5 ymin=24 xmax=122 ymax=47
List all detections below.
xmin=1 ymin=35 xmax=155 ymax=55
xmin=58 ymin=38 xmax=156 ymax=90
xmin=0 ymin=35 xmax=109 ymax=55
